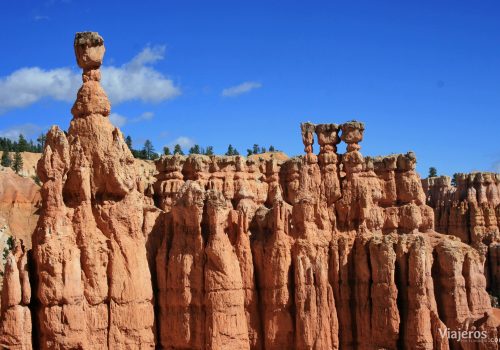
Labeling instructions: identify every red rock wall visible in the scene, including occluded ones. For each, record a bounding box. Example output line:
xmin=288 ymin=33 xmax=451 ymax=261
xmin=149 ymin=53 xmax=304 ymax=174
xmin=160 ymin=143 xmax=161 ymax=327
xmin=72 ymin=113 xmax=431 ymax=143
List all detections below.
xmin=152 ymin=122 xmax=498 ymax=349
xmin=423 ymin=173 xmax=500 ymax=297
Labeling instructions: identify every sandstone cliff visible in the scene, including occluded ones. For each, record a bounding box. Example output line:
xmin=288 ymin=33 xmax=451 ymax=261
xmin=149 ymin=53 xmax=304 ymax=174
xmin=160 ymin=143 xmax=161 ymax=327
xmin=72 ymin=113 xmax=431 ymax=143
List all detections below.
xmin=152 ymin=121 xmax=499 ymax=349
xmin=0 ymin=167 xmax=40 ymax=247
xmin=0 ymin=167 xmax=40 ymax=298
xmin=423 ymin=173 xmax=500 ymax=298
xmin=1 ymin=32 xmax=499 ymax=350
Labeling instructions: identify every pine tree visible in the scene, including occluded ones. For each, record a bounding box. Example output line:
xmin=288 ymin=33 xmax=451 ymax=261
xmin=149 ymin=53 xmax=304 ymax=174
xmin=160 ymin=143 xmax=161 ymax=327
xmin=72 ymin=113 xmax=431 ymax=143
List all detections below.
xmin=247 ymin=149 xmax=253 ymax=156
xmin=189 ymin=144 xmax=202 ymax=154
xmin=173 ymin=144 xmax=184 ymax=155
xmin=37 ymin=133 xmax=46 ymax=150
xmin=1 ymin=149 xmax=11 ymax=167
xmin=125 ymin=135 xmax=133 ymax=149
xmin=3 ymin=236 xmax=14 ymax=260
xmin=12 ymin=150 xmax=23 ymax=174
xmin=428 ymin=167 xmax=437 ymax=178
xmin=143 ymin=140 xmax=154 ymax=160
xmin=204 ymin=146 xmax=214 ymax=156
xmin=17 ymin=134 xmax=28 ymax=152
xmin=269 ymin=145 xmax=275 ymax=152
xmin=252 ymin=144 xmax=260 ymax=155
xmin=163 ymin=146 xmax=171 ymax=155
xmin=261 ymin=147 xmax=266 ymax=153
xmin=226 ymin=144 xmax=235 ymax=156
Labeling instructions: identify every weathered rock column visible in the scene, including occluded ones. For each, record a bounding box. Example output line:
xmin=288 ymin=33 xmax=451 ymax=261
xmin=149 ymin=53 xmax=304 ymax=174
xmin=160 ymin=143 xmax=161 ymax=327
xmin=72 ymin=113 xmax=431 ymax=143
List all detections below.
xmin=154 ymin=155 xmax=186 ymax=211
xmin=204 ymin=190 xmax=249 ymax=350
xmin=252 ymin=201 xmax=295 ymax=350
xmin=336 ymin=121 xmax=367 ymax=231
xmin=315 ymin=123 xmax=341 ymax=206
xmin=301 ymin=122 xmax=317 ymax=164
xmin=157 ymin=182 xmax=206 ymax=349
xmin=29 ymin=32 xmax=156 ymax=349
xmin=0 ymin=238 xmax=32 ymax=349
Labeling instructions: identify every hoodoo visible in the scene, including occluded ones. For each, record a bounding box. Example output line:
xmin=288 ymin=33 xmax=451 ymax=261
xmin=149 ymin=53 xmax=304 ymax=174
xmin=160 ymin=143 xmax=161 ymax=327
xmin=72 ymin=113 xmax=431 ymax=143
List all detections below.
xmin=423 ymin=173 xmax=500 ymax=298
xmin=1 ymin=32 xmax=499 ymax=350
xmin=1 ymin=32 xmax=156 ymax=349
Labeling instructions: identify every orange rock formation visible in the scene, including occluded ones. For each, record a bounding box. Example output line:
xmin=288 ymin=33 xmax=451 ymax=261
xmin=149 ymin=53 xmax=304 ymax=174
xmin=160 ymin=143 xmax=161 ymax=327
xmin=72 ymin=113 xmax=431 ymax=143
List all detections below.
xmin=1 ymin=32 xmax=499 ymax=350
xmin=0 ymin=168 xmax=41 ymax=247
xmin=423 ymin=173 xmax=500 ymax=297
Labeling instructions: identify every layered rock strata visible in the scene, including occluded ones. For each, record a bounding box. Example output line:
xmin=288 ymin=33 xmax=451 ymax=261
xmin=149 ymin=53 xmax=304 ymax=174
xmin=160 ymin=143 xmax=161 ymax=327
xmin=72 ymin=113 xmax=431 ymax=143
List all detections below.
xmin=1 ymin=33 xmax=499 ymax=350
xmin=423 ymin=173 xmax=500 ymax=296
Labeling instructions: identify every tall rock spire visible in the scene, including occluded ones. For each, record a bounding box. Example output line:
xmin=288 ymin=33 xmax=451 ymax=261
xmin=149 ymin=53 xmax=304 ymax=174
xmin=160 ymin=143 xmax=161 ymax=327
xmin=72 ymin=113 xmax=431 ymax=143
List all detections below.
xmin=30 ymin=32 xmax=155 ymax=349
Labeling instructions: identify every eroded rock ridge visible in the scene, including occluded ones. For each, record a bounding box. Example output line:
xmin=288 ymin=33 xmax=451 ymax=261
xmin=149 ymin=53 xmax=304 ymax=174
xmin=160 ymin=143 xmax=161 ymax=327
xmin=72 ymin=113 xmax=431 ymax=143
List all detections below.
xmin=423 ymin=173 xmax=500 ymax=298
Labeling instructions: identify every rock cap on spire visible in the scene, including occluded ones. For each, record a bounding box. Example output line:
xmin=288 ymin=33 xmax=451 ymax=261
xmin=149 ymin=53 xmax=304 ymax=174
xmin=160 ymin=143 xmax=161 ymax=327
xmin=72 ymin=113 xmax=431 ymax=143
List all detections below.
xmin=74 ymin=31 xmax=105 ymax=70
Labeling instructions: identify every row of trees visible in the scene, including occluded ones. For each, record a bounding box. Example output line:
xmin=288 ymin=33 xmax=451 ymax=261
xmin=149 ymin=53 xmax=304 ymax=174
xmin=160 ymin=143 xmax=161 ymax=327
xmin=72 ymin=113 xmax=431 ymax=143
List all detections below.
xmin=246 ymin=144 xmax=276 ymax=156
xmin=0 ymin=134 xmax=44 ymax=174
xmin=163 ymin=144 xmax=215 ymax=156
xmin=0 ymin=134 xmax=46 ymax=153
xmin=125 ymin=136 xmax=279 ymax=161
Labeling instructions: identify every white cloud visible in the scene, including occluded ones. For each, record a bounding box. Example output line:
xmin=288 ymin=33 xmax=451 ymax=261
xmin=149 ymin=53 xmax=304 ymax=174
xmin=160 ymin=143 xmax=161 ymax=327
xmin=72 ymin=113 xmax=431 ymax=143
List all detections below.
xmin=0 ymin=123 xmax=44 ymax=140
xmin=109 ymin=113 xmax=127 ymax=127
xmin=109 ymin=111 xmax=155 ymax=127
xmin=131 ymin=111 xmax=154 ymax=122
xmin=101 ymin=46 xmax=180 ymax=104
xmin=221 ymin=81 xmax=262 ymax=97
xmin=168 ymin=136 xmax=195 ymax=149
xmin=127 ymin=46 xmax=164 ymax=67
xmin=0 ymin=46 xmax=180 ymax=114
xmin=0 ymin=67 xmax=80 ymax=111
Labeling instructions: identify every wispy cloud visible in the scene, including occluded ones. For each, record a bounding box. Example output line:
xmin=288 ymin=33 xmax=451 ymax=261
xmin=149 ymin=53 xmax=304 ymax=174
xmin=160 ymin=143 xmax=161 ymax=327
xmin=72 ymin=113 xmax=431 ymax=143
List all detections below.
xmin=109 ymin=113 xmax=127 ymax=128
xmin=108 ymin=111 xmax=155 ymax=127
xmin=167 ymin=136 xmax=195 ymax=149
xmin=131 ymin=111 xmax=154 ymax=122
xmin=0 ymin=46 xmax=180 ymax=114
xmin=0 ymin=123 xmax=44 ymax=140
xmin=221 ymin=81 xmax=262 ymax=97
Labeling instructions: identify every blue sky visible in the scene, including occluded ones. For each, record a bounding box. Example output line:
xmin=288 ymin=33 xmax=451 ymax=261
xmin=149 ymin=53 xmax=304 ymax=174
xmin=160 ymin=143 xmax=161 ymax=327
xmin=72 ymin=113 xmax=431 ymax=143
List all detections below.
xmin=0 ymin=0 xmax=499 ymax=176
